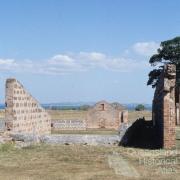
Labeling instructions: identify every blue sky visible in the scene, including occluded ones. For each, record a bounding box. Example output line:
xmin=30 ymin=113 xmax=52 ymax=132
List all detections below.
xmin=0 ymin=0 xmax=179 ymax=103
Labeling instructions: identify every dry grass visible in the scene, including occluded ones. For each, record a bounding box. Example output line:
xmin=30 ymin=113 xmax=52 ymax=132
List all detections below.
xmin=47 ymin=110 xmax=87 ymax=121
xmin=0 ymin=109 xmax=152 ymax=122
xmin=0 ymin=110 xmax=4 ymax=120
xmin=52 ymin=129 xmax=118 ymax=135
xmin=128 ymin=110 xmax=152 ymax=122
xmin=48 ymin=109 xmax=152 ymax=122
xmin=0 ymin=144 xmax=119 ymax=180
xmin=0 ymin=144 xmax=179 ymax=180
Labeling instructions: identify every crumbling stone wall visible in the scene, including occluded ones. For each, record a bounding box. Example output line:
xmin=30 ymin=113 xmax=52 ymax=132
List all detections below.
xmin=152 ymin=64 xmax=176 ymax=149
xmin=5 ymin=79 xmax=51 ymax=135
xmin=86 ymin=101 xmax=128 ymax=130
xmin=52 ymin=119 xmax=86 ymax=130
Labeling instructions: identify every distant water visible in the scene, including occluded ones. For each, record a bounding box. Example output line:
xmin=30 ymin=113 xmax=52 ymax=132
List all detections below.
xmin=0 ymin=104 xmax=4 ymax=109
xmin=42 ymin=103 xmax=152 ymax=110
xmin=0 ymin=103 xmax=152 ymax=110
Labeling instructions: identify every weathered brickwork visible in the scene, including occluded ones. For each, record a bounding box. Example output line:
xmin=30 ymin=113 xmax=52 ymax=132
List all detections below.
xmin=152 ymin=64 xmax=176 ymax=149
xmin=5 ymin=79 xmax=51 ymax=135
xmin=86 ymin=101 xmax=128 ymax=130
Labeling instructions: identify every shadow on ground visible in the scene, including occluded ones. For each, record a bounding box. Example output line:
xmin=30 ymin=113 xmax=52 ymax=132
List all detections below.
xmin=120 ymin=118 xmax=160 ymax=149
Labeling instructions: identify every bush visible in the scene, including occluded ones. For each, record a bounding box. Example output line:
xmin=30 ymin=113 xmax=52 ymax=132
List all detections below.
xmin=135 ymin=104 xmax=145 ymax=111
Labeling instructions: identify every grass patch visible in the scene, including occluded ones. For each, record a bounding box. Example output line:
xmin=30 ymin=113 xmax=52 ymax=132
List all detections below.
xmin=48 ymin=110 xmax=152 ymax=122
xmin=0 ymin=109 xmax=152 ymax=122
xmin=0 ymin=144 xmax=179 ymax=180
xmin=0 ymin=143 xmax=15 ymax=152
xmin=0 ymin=110 xmax=5 ymax=120
xmin=52 ymin=129 xmax=118 ymax=135
xmin=47 ymin=110 xmax=87 ymax=121
xmin=128 ymin=110 xmax=152 ymax=122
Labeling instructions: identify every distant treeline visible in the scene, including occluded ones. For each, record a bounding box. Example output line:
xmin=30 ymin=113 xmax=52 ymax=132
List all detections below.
xmin=43 ymin=105 xmax=91 ymax=111
xmin=0 ymin=103 xmax=152 ymax=111
xmin=43 ymin=104 xmax=152 ymax=111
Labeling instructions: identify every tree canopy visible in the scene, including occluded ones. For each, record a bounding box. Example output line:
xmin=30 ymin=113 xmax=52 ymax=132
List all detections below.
xmin=147 ymin=36 xmax=180 ymax=88
xmin=135 ymin=104 xmax=145 ymax=111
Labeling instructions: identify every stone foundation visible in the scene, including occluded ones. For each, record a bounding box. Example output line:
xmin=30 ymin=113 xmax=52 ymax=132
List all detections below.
xmin=10 ymin=133 xmax=120 ymax=146
xmin=52 ymin=119 xmax=86 ymax=130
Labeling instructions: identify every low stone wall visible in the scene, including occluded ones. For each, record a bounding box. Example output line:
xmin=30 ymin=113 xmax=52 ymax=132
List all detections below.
xmin=10 ymin=133 xmax=120 ymax=146
xmin=118 ymin=122 xmax=132 ymax=142
xmin=41 ymin=134 xmax=120 ymax=145
xmin=52 ymin=119 xmax=86 ymax=130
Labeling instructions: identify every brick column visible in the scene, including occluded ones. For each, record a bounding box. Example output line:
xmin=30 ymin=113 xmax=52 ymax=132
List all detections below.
xmin=163 ymin=94 xmax=176 ymax=149
xmin=153 ymin=64 xmax=176 ymax=149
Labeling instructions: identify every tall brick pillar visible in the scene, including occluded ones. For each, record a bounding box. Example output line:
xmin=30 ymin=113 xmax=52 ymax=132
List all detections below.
xmin=163 ymin=65 xmax=176 ymax=149
xmin=153 ymin=64 xmax=176 ymax=149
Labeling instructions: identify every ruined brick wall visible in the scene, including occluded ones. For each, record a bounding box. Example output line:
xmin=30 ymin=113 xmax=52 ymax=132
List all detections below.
xmin=86 ymin=101 xmax=128 ymax=130
xmin=153 ymin=64 xmax=176 ymax=149
xmin=5 ymin=79 xmax=51 ymax=135
xmin=122 ymin=110 xmax=128 ymax=123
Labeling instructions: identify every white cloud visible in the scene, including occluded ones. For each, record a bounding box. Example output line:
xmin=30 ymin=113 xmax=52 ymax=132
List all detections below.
xmin=0 ymin=59 xmax=16 ymax=66
xmin=0 ymin=58 xmax=18 ymax=70
xmin=79 ymin=52 xmax=106 ymax=61
xmin=105 ymin=57 xmax=148 ymax=72
xmin=132 ymin=41 xmax=159 ymax=56
xmin=1 ymin=40 xmax=156 ymax=76
xmin=0 ymin=52 xmax=148 ymax=75
xmin=49 ymin=54 xmax=75 ymax=65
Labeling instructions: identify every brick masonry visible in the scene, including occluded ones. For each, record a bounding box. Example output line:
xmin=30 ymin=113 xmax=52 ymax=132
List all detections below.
xmin=86 ymin=101 xmax=128 ymax=130
xmin=4 ymin=79 xmax=127 ymax=133
xmin=5 ymin=78 xmax=51 ymax=135
xmin=152 ymin=64 xmax=176 ymax=149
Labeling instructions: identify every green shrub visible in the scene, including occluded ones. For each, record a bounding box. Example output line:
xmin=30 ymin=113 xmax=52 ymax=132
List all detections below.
xmin=135 ymin=104 xmax=145 ymax=111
